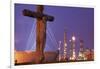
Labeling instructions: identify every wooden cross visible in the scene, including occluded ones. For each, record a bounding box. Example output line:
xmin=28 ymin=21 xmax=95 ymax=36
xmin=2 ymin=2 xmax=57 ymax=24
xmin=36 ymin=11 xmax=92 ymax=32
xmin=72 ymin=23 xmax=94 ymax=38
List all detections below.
xmin=22 ymin=5 xmax=54 ymax=63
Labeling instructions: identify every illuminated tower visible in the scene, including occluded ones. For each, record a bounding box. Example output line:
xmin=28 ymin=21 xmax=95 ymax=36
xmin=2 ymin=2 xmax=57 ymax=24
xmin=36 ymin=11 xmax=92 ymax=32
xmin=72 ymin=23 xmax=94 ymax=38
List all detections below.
xmin=69 ymin=34 xmax=76 ymax=60
xmin=78 ymin=39 xmax=85 ymax=60
xmin=58 ymin=41 xmax=62 ymax=61
xmin=63 ymin=29 xmax=67 ymax=61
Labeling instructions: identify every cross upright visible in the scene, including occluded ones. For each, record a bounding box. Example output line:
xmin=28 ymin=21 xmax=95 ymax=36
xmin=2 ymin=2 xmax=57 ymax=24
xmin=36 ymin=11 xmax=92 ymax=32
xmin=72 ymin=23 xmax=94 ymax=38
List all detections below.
xmin=22 ymin=5 xmax=54 ymax=63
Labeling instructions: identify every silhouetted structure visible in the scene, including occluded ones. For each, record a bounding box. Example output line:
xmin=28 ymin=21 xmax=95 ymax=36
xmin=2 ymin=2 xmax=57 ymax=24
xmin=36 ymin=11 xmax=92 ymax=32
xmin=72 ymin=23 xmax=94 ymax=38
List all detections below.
xmin=23 ymin=5 xmax=54 ymax=63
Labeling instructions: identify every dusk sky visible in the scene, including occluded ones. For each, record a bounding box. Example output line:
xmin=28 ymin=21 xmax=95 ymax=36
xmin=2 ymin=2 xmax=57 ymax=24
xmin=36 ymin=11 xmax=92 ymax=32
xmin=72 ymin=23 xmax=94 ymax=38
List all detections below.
xmin=15 ymin=3 xmax=94 ymax=56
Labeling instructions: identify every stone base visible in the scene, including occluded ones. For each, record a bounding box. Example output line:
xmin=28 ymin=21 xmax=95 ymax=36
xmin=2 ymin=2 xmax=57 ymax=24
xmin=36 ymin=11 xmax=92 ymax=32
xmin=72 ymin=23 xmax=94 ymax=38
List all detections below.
xmin=15 ymin=51 xmax=58 ymax=64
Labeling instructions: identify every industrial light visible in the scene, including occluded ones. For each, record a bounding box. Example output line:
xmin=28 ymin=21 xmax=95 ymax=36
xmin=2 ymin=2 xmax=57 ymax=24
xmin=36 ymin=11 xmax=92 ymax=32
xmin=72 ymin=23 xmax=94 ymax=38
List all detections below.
xmin=72 ymin=36 xmax=76 ymax=41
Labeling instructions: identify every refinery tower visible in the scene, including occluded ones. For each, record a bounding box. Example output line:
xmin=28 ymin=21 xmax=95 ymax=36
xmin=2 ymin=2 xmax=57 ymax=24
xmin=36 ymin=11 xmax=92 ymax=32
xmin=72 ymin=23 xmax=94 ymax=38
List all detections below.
xmin=69 ymin=34 xmax=76 ymax=60
xmin=63 ymin=29 xmax=67 ymax=61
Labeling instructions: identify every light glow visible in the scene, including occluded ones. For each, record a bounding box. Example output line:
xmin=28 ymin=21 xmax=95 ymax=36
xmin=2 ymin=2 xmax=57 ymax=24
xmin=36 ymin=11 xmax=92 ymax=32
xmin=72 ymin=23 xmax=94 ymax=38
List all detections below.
xmin=72 ymin=36 xmax=76 ymax=41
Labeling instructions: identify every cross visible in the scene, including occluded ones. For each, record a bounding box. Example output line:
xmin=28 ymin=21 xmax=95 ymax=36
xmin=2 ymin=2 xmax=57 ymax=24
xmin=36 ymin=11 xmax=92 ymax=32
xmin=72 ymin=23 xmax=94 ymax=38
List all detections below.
xmin=22 ymin=5 xmax=54 ymax=63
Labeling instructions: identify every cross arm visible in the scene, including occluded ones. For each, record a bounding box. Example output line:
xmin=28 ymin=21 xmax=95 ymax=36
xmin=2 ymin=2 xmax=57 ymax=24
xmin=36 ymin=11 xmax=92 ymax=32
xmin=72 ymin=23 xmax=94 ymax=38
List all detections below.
xmin=23 ymin=9 xmax=54 ymax=22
